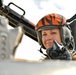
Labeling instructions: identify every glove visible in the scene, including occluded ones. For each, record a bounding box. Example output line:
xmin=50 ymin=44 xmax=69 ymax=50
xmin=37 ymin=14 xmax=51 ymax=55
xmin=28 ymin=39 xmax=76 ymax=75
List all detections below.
xmin=46 ymin=40 xmax=72 ymax=60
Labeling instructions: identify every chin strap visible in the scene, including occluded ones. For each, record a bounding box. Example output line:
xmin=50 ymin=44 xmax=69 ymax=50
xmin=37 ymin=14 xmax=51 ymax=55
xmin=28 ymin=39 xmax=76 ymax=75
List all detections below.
xmin=39 ymin=47 xmax=51 ymax=59
xmin=39 ymin=47 xmax=47 ymax=56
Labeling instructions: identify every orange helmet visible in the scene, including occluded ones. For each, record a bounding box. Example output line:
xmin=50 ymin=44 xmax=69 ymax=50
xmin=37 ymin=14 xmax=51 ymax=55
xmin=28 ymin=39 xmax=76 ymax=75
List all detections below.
xmin=35 ymin=13 xmax=66 ymax=31
xmin=35 ymin=13 xmax=75 ymax=50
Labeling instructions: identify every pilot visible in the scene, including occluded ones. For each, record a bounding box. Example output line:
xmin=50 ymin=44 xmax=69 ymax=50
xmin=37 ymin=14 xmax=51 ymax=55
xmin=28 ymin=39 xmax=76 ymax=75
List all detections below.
xmin=35 ymin=13 xmax=76 ymax=60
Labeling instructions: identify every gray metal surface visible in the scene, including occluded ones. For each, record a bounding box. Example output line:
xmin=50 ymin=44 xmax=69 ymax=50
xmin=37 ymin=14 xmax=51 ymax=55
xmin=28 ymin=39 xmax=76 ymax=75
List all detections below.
xmin=0 ymin=60 xmax=76 ymax=75
xmin=0 ymin=15 xmax=23 ymax=60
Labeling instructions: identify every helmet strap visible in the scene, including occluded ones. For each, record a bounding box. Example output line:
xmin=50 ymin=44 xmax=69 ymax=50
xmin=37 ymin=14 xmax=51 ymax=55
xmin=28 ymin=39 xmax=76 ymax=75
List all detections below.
xmin=39 ymin=47 xmax=48 ymax=57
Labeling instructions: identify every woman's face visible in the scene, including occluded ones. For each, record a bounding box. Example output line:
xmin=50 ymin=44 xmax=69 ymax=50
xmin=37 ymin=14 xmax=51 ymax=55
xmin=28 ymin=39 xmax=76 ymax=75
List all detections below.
xmin=41 ymin=28 xmax=61 ymax=49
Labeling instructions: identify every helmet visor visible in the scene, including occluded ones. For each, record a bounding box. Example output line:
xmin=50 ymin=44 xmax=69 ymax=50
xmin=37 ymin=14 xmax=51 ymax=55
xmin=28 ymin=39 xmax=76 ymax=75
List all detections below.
xmin=38 ymin=25 xmax=61 ymax=31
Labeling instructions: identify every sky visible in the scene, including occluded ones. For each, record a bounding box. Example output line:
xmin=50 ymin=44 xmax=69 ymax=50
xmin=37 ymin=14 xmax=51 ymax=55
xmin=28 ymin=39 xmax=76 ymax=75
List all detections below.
xmin=3 ymin=0 xmax=76 ymax=61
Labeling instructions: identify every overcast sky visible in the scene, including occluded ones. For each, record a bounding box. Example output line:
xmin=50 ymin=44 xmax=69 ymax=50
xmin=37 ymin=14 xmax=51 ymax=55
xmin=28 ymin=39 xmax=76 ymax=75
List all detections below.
xmin=3 ymin=0 xmax=76 ymax=61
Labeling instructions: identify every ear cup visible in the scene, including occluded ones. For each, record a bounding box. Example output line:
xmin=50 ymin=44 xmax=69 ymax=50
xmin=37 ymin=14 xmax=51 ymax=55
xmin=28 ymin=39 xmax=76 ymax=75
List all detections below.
xmin=69 ymin=19 xmax=76 ymax=49
xmin=61 ymin=26 xmax=75 ymax=50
